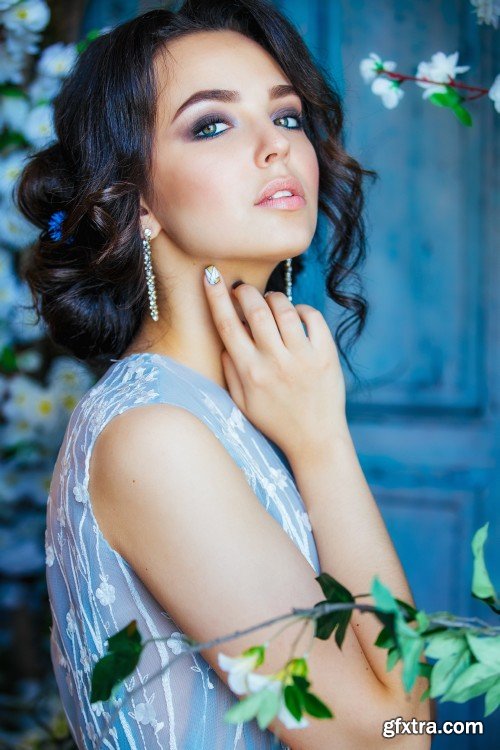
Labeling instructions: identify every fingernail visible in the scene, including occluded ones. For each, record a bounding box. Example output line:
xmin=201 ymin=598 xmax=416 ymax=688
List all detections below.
xmin=204 ymin=265 xmax=220 ymax=284
xmin=264 ymin=291 xmax=272 ymax=297
xmin=231 ymin=279 xmax=244 ymax=289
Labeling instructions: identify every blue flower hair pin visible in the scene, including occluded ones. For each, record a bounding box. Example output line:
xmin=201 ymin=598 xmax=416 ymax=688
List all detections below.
xmin=47 ymin=210 xmax=75 ymax=245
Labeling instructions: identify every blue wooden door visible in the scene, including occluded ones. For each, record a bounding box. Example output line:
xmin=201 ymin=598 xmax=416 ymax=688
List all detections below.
xmin=276 ymin=1 xmax=499 ymax=747
xmin=80 ymin=1 xmax=499 ymax=746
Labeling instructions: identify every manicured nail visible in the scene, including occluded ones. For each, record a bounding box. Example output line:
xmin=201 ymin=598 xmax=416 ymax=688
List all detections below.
xmin=204 ymin=265 xmax=220 ymax=284
xmin=231 ymin=279 xmax=244 ymax=289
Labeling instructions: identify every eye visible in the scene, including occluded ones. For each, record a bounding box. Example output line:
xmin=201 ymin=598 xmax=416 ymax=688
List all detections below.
xmin=191 ymin=109 xmax=305 ymax=140
xmin=274 ymin=111 xmax=304 ymax=129
xmin=192 ymin=117 xmax=231 ymax=139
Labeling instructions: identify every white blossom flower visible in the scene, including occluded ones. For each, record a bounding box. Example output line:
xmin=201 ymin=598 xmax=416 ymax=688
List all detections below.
xmin=9 ymin=282 xmax=46 ymax=341
xmin=416 ymin=51 xmax=470 ymax=99
xmin=371 ymin=77 xmax=405 ymax=109
xmin=470 ymin=0 xmax=500 ymax=28
xmin=0 ymin=150 xmax=28 ymax=199
xmin=359 ymin=52 xmax=396 ymax=84
xmin=48 ymin=356 xmax=94 ymax=395
xmin=217 ymin=649 xmax=265 ymax=695
xmin=15 ymin=348 xmax=44 ymax=373
xmin=488 ymin=73 xmax=500 ymax=112
xmin=28 ymin=74 xmax=62 ymax=104
xmin=246 ymin=672 xmax=310 ymax=729
xmin=167 ymin=631 xmax=189 ymax=655
xmin=36 ymin=41 xmax=77 ymax=78
xmin=96 ymin=573 xmax=116 ymax=606
xmin=0 ymin=93 xmax=30 ymax=132
xmin=2 ymin=0 xmax=50 ymax=34
xmin=0 ymin=1 xmax=21 ymax=11
xmin=0 ymin=197 xmax=39 ymax=251
xmin=21 ymin=102 xmax=55 ymax=148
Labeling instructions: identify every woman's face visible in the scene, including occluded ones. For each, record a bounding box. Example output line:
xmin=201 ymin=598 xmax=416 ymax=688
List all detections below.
xmin=148 ymin=29 xmax=319 ymax=266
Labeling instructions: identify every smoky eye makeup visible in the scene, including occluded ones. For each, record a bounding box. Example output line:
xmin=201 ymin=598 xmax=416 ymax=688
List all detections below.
xmin=187 ymin=106 xmax=306 ymax=140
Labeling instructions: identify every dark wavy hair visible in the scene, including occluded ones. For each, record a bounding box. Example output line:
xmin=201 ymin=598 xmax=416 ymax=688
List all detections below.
xmin=15 ymin=0 xmax=377 ymax=382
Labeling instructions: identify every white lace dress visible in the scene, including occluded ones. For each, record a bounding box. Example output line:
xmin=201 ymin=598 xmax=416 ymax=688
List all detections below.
xmin=45 ymin=352 xmax=321 ymax=749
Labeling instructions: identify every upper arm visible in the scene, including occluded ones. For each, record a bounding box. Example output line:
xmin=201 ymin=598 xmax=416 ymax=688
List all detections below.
xmin=89 ymin=403 xmax=413 ymax=750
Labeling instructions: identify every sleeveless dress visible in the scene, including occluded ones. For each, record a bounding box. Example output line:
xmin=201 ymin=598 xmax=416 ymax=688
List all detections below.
xmin=45 ymin=351 xmax=321 ymax=749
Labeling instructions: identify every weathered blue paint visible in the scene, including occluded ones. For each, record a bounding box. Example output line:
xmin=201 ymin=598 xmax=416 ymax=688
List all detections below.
xmin=78 ymin=2 xmax=499 ymax=744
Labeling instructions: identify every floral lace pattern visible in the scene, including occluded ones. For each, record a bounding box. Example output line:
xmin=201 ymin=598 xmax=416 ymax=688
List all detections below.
xmin=45 ymin=352 xmax=320 ymax=749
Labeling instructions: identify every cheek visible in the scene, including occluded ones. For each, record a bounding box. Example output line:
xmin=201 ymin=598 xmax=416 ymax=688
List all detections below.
xmin=303 ymin=140 xmax=320 ymax=194
xmin=170 ymin=152 xmax=235 ymax=211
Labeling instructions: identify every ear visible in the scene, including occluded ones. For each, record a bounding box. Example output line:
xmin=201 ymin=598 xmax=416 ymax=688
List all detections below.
xmin=139 ymin=200 xmax=162 ymax=241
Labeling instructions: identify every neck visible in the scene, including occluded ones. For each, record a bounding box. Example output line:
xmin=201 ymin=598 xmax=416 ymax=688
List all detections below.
xmin=121 ymin=261 xmax=276 ymax=393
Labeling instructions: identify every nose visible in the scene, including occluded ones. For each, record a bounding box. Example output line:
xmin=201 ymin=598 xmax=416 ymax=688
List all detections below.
xmin=255 ymin=121 xmax=291 ymax=166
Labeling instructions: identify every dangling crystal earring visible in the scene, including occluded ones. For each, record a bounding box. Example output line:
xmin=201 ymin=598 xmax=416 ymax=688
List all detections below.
xmin=143 ymin=227 xmax=159 ymax=321
xmin=285 ymin=257 xmax=293 ymax=303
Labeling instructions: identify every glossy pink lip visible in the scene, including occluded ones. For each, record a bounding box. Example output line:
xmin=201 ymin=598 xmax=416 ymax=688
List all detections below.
xmin=255 ymin=175 xmax=305 ymax=205
xmin=256 ymin=194 xmax=306 ymax=210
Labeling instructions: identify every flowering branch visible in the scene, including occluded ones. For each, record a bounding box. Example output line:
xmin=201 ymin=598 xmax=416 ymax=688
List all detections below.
xmin=359 ymin=51 xmax=500 ymax=126
xmin=90 ymin=523 xmax=500 ymax=746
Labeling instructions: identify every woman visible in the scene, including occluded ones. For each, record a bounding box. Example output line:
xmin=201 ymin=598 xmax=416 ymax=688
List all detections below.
xmin=16 ymin=1 xmax=431 ymax=748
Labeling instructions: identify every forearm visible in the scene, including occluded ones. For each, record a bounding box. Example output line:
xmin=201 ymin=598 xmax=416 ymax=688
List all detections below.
xmin=287 ymin=427 xmax=428 ymax=705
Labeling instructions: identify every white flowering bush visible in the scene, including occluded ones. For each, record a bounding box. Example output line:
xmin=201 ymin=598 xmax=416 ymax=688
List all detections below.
xmin=0 ymin=2 xmax=105 ymax=746
xmin=359 ymin=2 xmax=500 ymax=124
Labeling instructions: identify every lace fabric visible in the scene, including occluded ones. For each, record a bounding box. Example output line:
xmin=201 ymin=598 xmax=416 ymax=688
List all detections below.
xmin=45 ymin=352 xmax=320 ymax=749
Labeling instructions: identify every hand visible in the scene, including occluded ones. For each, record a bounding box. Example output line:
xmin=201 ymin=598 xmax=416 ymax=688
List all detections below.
xmin=203 ymin=266 xmax=349 ymax=463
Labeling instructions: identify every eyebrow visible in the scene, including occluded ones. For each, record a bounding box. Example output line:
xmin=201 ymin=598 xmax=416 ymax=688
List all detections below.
xmin=171 ymin=84 xmax=299 ymax=123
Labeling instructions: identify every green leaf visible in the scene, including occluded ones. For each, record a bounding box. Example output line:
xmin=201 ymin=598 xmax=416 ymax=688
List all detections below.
xmin=291 ymin=675 xmax=311 ymax=692
xmin=429 ymin=647 xmax=472 ymax=699
xmin=415 ymin=611 xmax=431 ymax=634
xmin=76 ymin=28 xmax=103 ymax=55
xmin=0 ymin=345 xmax=18 ymax=372
xmin=315 ymin=572 xmax=354 ymax=603
xmin=371 ymin=576 xmax=400 ymax=614
xmin=302 ymin=691 xmax=334 ymax=719
xmin=90 ymin=620 xmax=144 ymax=702
xmin=471 ymin=523 xmax=500 ymax=613
xmin=485 ymin=677 xmax=500 ymax=717
xmin=374 ymin=625 xmax=396 ymax=650
xmin=420 ymin=684 xmax=431 ymax=702
xmin=288 ymin=658 xmax=309 ymax=678
xmin=417 ymin=661 xmax=433 ymax=680
xmin=313 ymin=573 xmax=355 ymax=648
xmin=256 ymin=688 xmax=282 ymax=730
xmin=441 ymin=661 xmax=498 ymax=703
xmin=223 ymin=690 xmax=266 ymax=724
xmin=386 ymin=647 xmax=401 ymax=672
xmin=242 ymin=644 xmax=266 ymax=669
xmin=395 ymin=599 xmax=418 ymax=621
xmin=452 ymin=105 xmax=473 ymax=127
xmin=284 ymin=684 xmax=304 ymax=721
xmin=425 ymin=631 xmax=469 ymax=660
xmin=466 ymin=633 xmax=500 ymax=670
xmin=395 ymin=620 xmax=425 ymax=692
xmin=429 ymin=86 xmax=462 ymax=109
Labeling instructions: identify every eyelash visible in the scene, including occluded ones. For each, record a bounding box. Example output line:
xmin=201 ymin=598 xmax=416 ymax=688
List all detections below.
xmin=191 ymin=109 xmax=305 ymax=140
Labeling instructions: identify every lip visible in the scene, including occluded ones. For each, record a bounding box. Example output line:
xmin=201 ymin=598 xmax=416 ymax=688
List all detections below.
xmin=254 ymin=175 xmax=305 ymax=205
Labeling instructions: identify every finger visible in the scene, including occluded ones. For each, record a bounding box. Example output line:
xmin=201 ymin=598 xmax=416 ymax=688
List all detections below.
xmin=293 ymin=304 xmax=336 ymax=354
xmin=263 ymin=292 xmax=311 ymax=352
xmin=203 ymin=265 xmax=256 ymax=365
xmin=231 ymin=284 xmax=288 ymax=355
xmin=220 ymin=349 xmax=245 ymax=410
